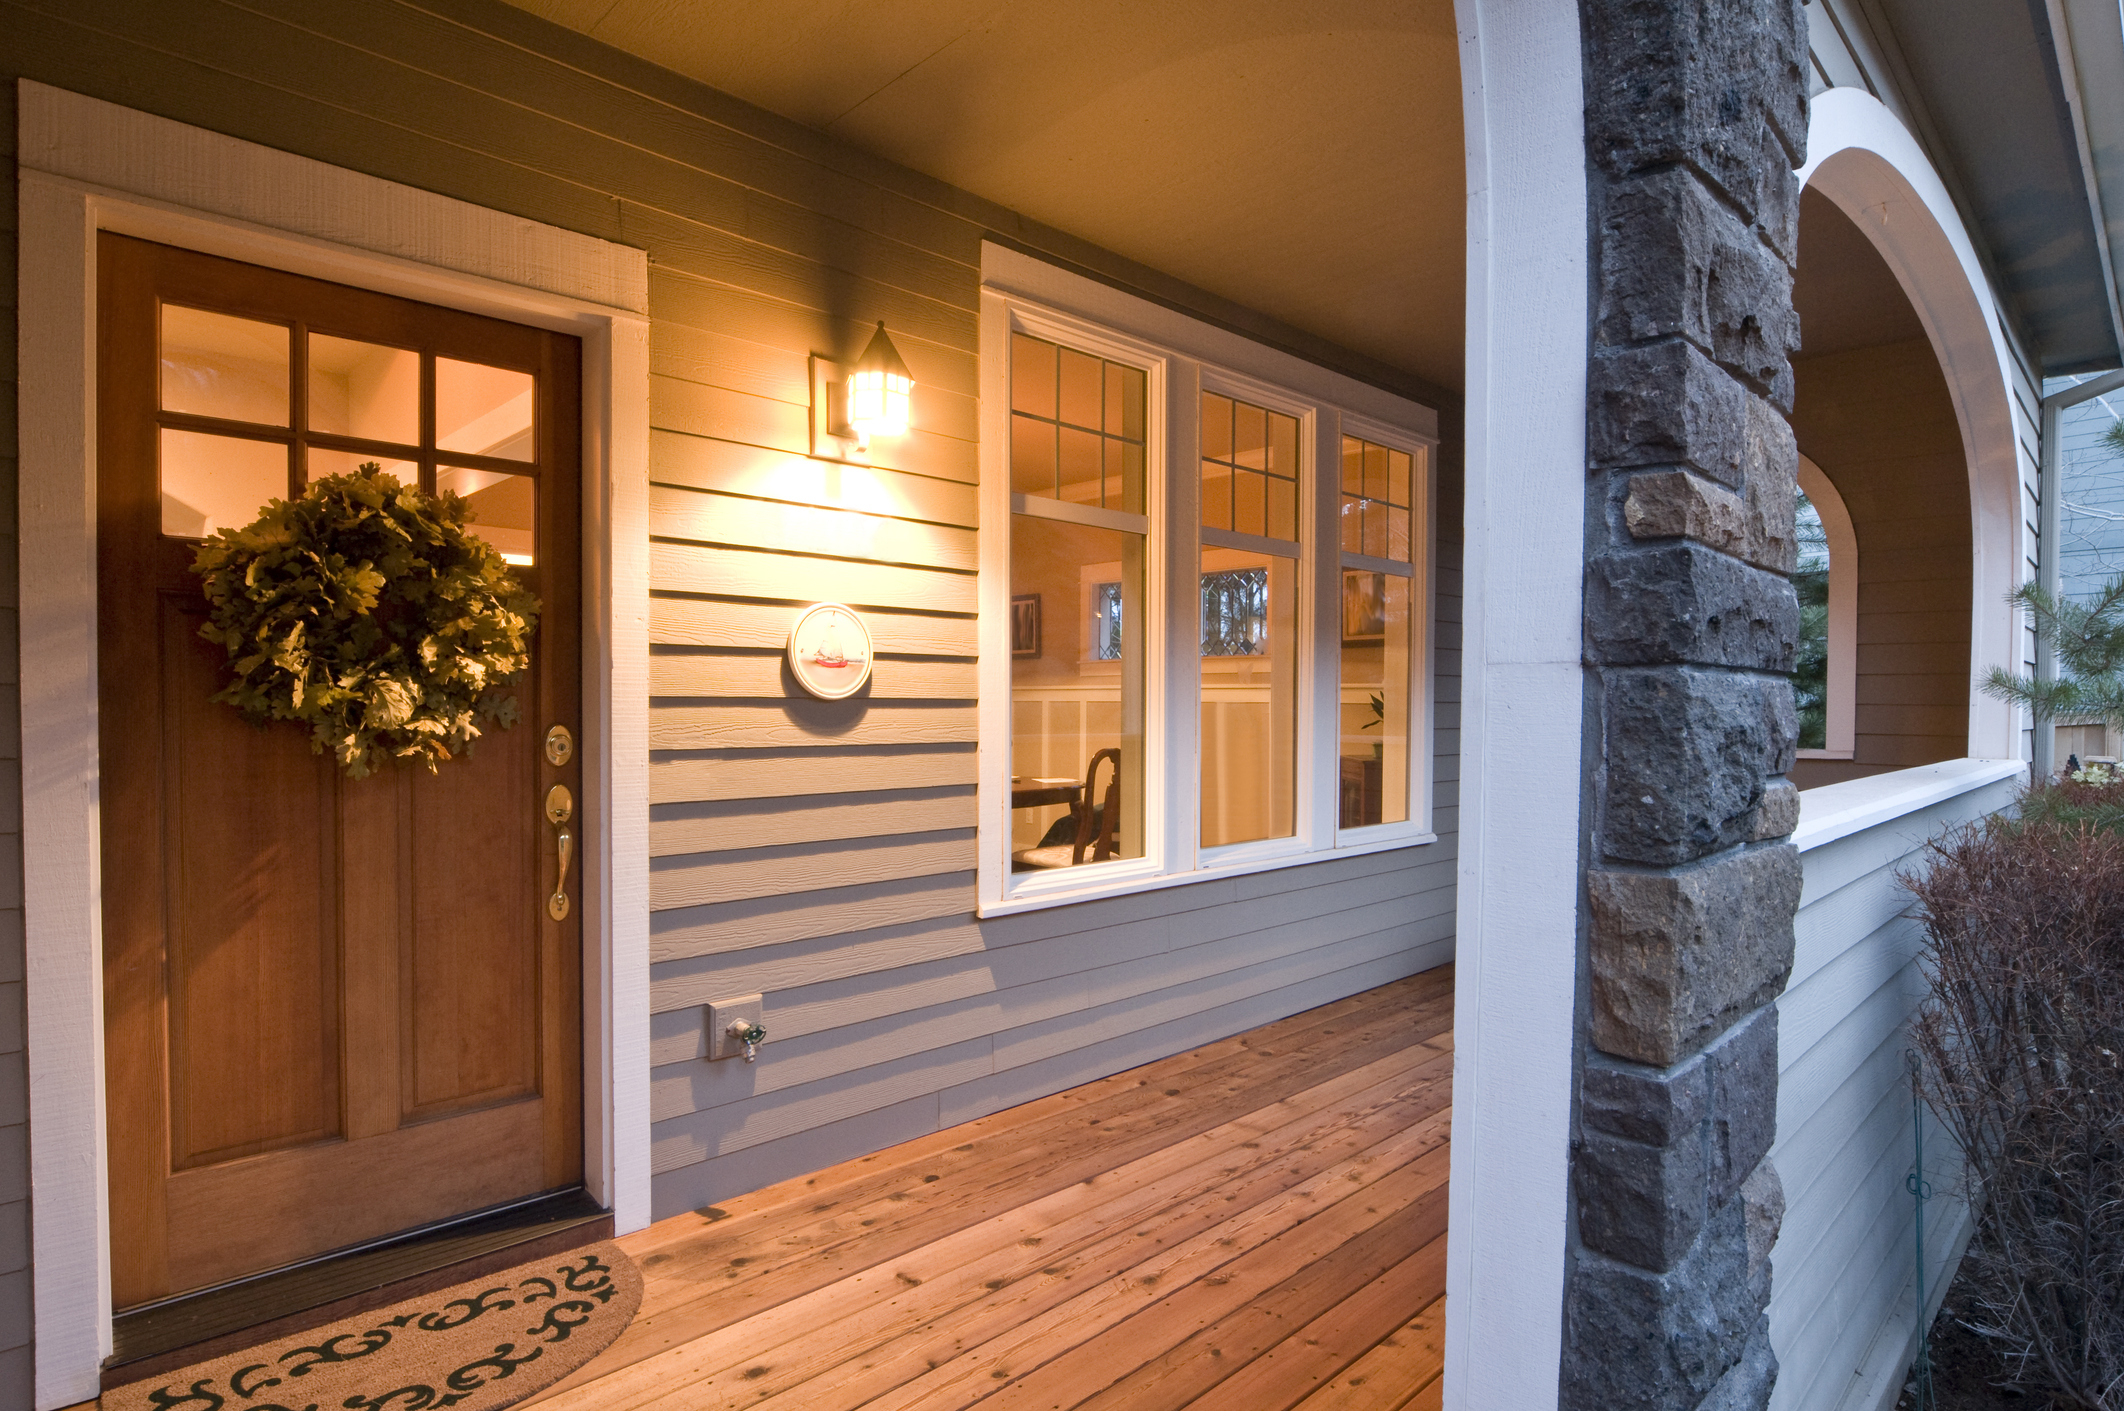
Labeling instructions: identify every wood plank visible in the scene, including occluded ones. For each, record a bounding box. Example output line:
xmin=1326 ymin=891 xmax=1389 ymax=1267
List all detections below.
xmin=651 ymin=542 xmax=976 ymax=615
xmin=650 ymin=748 xmax=977 ymax=804
xmin=601 ymin=988 xmax=1454 ymax=1359
xmin=649 ymin=702 xmax=976 ymax=750
xmin=553 ymin=1089 xmax=1451 ymax=1411
xmin=651 ymin=431 xmax=980 ymax=529
xmin=547 ymin=1035 xmax=1449 ymax=1410
xmin=651 ymin=832 xmax=973 ymax=910
xmin=1186 ymin=1257 xmax=1447 ymax=1411
xmin=649 ymin=484 xmax=979 ymax=573
xmin=652 ymin=790 xmax=974 ymax=857
xmin=655 ymin=596 xmax=975 ymax=657
xmin=650 ymin=651 xmax=976 ymax=700
xmin=1284 ymin=1297 xmax=1447 ymax=1411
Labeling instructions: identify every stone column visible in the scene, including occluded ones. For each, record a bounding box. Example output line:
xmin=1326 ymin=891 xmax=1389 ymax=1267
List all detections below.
xmin=1564 ymin=3 xmax=1809 ymax=1408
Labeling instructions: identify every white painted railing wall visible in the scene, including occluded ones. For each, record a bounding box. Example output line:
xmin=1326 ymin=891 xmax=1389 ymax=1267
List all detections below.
xmin=1769 ymin=759 xmax=2024 ymax=1411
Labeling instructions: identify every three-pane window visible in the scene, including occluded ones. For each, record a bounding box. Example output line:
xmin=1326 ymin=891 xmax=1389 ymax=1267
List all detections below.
xmin=983 ymin=267 xmax=1435 ymax=913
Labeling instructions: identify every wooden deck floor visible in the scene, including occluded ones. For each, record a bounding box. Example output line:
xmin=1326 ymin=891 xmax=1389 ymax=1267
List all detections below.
xmin=532 ymin=967 xmax=1454 ymax=1411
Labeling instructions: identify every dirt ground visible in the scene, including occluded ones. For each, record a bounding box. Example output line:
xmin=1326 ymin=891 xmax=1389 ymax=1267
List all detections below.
xmin=1894 ymin=1270 xmax=2054 ymax=1411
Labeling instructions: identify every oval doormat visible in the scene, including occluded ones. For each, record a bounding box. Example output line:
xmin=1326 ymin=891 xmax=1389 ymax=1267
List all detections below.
xmin=106 ymin=1242 xmax=641 ymax=1411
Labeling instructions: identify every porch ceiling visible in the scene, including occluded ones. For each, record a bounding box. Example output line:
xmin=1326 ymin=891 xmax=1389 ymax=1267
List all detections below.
xmin=506 ymin=0 xmax=1467 ymax=392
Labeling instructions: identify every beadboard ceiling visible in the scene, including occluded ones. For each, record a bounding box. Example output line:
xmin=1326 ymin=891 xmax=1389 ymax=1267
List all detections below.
xmin=504 ymin=0 xmax=1467 ymax=393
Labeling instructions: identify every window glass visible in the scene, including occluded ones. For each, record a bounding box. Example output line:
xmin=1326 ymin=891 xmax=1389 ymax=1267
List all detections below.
xmin=161 ymin=305 xmax=289 ymax=427
xmin=1201 ymin=550 xmax=1299 ymax=848
xmin=1795 ymin=491 xmax=1829 ymax=750
xmin=439 ymin=465 xmax=537 ymax=566
xmin=1339 ymin=571 xmax=1413 ymax=828
xmin=1009 ymin=333 xmax=1143 ymax=513
xmin=309 ymin=335 xmax=418 ymax=445
xmin=1008 ymin=334 xmax=1148 ymax=872
xmin=161 ymin=429 xmax=289 ymax=538
xmin=1342 ymin=437 xmax=1414 ymax=563
xmin=1009 ymin=517 xmax=1144 ymax=868
xmin=307 ymin=448 xmax=416 ymax=485
xmin=1201 ymin=393 xmax=1300 ymax=541
xmin=436 ymin=358 xmax=534 ymax=460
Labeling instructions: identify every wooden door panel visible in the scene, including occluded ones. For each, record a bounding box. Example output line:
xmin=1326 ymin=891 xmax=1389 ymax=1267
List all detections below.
xmin=99 ymin=233 xmax=584 ymax=1309
xmin=160 ymin=592 xmax=342 ymax=1171
xmin=406 ymin=731 xmax=541 ymax=1118
xmin=164 ymin=1099 xmax=547 ymax=1290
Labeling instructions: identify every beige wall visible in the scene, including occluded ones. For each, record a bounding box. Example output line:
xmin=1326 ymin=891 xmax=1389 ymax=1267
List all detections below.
xmin=3 ymin=0 xmax=1462 ymax=1240
xmin=1790 ymin=337 xmax=1972 ymax=788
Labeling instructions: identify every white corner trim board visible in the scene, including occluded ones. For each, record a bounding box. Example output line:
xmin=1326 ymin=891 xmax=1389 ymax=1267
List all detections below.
xmin=1444 ymin=2 xmax=1588 ymax=1409
xmin=15 ymin=82 xmax=652 ymax=1409
xmin=1799 ymin=88 xmax=2028 ymax=763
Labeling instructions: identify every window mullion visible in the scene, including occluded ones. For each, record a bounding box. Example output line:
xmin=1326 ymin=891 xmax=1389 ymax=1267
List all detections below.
xmin=1308 ymin=409 xmax=1343 ymax=851
xmin=1162 ymin=358 xmax=1201 ymax=879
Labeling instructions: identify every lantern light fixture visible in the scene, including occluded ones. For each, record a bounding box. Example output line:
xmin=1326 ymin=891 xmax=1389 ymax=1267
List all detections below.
xmin=845 ymin=321 xmax=914 ymax=445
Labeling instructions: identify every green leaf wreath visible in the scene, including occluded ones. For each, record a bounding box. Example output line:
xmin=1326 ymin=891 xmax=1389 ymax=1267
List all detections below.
xmin=193 ymin=464 xmax=541 ymax=779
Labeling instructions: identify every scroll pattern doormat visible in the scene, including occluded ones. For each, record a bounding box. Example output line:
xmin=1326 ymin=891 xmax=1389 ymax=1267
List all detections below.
xmin=106 ymin=1242 xmax=641 ymax=1411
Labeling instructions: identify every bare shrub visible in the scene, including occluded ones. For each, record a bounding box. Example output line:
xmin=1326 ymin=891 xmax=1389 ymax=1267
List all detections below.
xmin=1907 ymin=816 xmax=2124 ymax=1409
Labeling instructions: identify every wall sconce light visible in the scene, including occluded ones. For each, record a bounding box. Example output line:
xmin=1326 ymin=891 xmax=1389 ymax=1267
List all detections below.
xmin=846 ymin=322 xmax=913 ymax=443
xmin=811 ymin=322 xmax=915 ymax=463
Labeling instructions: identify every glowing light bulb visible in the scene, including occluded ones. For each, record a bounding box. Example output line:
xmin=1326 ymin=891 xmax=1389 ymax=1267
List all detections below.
xmin=846 ymin=322 xmax=913 ymax=442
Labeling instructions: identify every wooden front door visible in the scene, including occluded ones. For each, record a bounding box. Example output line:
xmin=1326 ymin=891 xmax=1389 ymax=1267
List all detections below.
xmin=97 ymin=234 xmax=584 ymax=1311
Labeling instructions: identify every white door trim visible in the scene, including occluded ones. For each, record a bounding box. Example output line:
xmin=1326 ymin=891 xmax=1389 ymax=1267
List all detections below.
xmin=15 ymin=81 xmax=651 ymax=1409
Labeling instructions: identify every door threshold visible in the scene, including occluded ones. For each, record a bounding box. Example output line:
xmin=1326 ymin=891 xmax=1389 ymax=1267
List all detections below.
xmin=103 ymin=1188 xmax=611 ymax=1388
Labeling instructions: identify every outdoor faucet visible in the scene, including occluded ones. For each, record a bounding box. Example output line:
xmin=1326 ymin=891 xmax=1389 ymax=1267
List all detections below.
xmin=727 ymin=1020 xmax=767 ymax=1064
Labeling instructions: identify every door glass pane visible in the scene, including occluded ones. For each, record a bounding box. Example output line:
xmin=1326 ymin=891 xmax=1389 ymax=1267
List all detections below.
xmin=308 ymin=335 xmax=419 ymax=445
xmin=307 ymin=448 xmax=416 ymax=486
xmin=1339 ymin=570 xmax=1413 ymax=829
xmin=1009 ymin=515 xmax=1145 ymax=869
xmin=161 ymin=429 xmax=288 ymax=538
xmin=439 ymin=465 xmax=536 ymax=566
xmin=1201 ymin=549 xmax=1298 ymax=849
xmin=436 ymin=358 xmax=534 ymax=460
xmin=161 ymin=305 xmax=289 ymax=426
xmin=1010 ymin=334 xmax=1144 ymax=514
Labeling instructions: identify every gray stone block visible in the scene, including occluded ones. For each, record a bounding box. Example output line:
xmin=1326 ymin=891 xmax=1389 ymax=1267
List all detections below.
xmin=1600 ymin=669 xmax=1797 ymax=866
xmin=1706 ymin=1006 xmax=1780 ymax=1198
xmin=1587 ymin=542 xmax=1798 ymax=671
xmin=1750 ymin=778 xmax=1799 ymax=841
xmin=1578 ymin=1126 xmax=1709 ymax=1272
xmin=1620 ymin=469 xmax=1794 ymax=576
xmin=1587 ymin=846 xmax=1799 ymax=1065
xmin=1589 ymin=341 xmax=1748 ymax=484
xmin=1583 ymin=1049 xmax=1710 ymax=1147
xmin=1698 ymin=1313 xmax=1779 ymax=1411
xmin=1561 ymin=1197 xmax=1762 ymax=1410
xmin=1582 ymin=0 xmax=1808 ymax=224
xmin=1597 ymin=167 xmax=1798 ymax=394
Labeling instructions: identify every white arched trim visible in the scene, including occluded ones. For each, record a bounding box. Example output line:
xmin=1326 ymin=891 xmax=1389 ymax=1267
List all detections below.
xmin=1798 ymin=88 xmax=2026 ymax=761
xmin=1795 ymin=454 xmax=1857 ymax=758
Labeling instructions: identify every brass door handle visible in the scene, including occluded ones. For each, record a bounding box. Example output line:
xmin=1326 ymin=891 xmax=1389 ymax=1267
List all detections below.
xmin=546 ymin=784 xmax=574 ymax=921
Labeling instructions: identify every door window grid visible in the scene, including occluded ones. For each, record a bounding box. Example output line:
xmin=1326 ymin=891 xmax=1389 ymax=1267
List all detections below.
xmin=1008 ymin=331 xmax=1146 ymax=512
xmin=155 ymin=302 xmax=541 ymax=563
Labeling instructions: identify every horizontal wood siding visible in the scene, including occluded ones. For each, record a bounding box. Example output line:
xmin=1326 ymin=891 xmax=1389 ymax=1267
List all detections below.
xmin=1 ymin=0 xmax=1461 ymax=1229
xmin=1768 ymin=769 xmax=2020 ymax=1411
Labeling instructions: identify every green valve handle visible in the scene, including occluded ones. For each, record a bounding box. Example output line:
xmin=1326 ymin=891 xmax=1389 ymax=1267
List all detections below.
xmin=727 ymin=1021 xmax=767 ymax=1063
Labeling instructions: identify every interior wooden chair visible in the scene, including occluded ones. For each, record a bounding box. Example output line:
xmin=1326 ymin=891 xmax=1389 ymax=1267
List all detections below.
xmin=1011 ymin=747 xmax=1121 ymax=870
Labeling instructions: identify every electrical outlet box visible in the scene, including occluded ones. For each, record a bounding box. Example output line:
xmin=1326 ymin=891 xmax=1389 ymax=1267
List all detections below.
xmin=708 ymin=993 xmax=765 ymax=1062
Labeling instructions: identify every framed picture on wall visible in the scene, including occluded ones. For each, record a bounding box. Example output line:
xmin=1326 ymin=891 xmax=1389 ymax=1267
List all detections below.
xmin=1341 ymin=570 xmax=1386 ymax=643
xmin=1011 ymin=593 xmax=1042 ymax=658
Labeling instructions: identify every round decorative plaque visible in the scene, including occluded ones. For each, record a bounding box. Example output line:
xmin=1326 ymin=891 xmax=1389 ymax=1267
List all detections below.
xmin=787 ymin=602 xmax=873 ymax=700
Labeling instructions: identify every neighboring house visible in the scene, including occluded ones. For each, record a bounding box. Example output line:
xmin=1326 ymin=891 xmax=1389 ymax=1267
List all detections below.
xmin=0 ymin=2 xmax=2115 ymax=1409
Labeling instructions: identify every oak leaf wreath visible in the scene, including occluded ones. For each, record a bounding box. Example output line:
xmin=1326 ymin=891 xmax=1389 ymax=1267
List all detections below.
xmin=192 ymin=463 xmax=541 ymax=779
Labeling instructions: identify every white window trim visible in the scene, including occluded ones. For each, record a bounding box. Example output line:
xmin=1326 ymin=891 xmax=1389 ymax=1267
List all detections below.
xmin=976 ymin=244 xmax=1439 ymax=917
xmin=1796 ymin=453 xmax=1859 ymax=759
xmin=16 ymin=83 xmax=651 ymax=1408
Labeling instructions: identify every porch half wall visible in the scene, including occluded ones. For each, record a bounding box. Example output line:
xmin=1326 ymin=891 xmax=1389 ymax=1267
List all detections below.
xmin=0 ymin=2 xmax=1462 ymax=1375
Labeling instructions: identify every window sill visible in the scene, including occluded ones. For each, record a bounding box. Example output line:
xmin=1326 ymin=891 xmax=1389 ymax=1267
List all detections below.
xmin=980 ymin=829 xmax=1439 ymax=918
